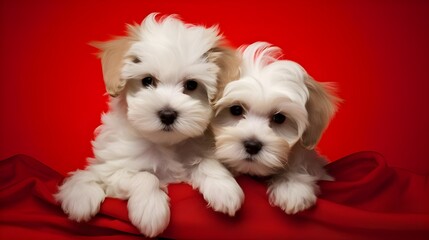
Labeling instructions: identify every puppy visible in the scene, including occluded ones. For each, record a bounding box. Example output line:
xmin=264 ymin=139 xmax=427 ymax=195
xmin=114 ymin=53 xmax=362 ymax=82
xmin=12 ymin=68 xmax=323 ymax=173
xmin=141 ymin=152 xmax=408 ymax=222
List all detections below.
xmin=55 ymin=13 xmax=243 ymax=237
xmin=211 ymin=42 xmax=338 ymax=214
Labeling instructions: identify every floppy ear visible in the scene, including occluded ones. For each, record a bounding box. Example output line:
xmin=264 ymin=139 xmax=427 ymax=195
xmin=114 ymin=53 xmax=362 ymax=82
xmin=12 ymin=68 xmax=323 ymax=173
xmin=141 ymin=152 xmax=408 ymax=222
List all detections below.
xmin=206 ymin=46 xmax=241 ymax=104
xmin=301 ymin=76 xmax=340 ymax=149
xmin=91 ymin=24 xmax=140 ymax=97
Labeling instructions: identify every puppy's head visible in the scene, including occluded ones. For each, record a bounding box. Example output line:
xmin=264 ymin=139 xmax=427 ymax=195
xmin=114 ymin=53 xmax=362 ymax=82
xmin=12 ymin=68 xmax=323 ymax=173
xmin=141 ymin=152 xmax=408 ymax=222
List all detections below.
xmin=94 ymin=13 xmax=238 ymax=145
xmin=212 ymin=42 xmax=338 ymax=176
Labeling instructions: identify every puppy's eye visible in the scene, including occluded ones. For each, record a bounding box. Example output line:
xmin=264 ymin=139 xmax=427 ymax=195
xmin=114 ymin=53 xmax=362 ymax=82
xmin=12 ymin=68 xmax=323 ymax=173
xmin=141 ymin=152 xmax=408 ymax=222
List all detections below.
xmin=142 ymin=76 xmax=154 ymax=87
xmin=230 ymin=105 xmax=244 ymax=116
xmin=132 ymin=57 xmax=141 ymax=64
xmin=272 ymin=113 xmax=286 ymax=124
xmin=184 ymin=79 xmax=198 ymax=91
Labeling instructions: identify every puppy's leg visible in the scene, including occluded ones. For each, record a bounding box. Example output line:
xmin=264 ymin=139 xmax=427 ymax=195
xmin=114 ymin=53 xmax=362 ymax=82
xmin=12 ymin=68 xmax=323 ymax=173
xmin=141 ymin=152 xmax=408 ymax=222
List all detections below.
xmin=190 ymin=158 xmax=244 ymax=216
xmin=117 ymin=171 xmax=170 ymax=238
xmin=268 ymin=172 xmax=319 ymax=214
xmin=55 ymin=169 xmax=105 ymax=222
xmin=304 ymin=151 xmax=334 ymax=181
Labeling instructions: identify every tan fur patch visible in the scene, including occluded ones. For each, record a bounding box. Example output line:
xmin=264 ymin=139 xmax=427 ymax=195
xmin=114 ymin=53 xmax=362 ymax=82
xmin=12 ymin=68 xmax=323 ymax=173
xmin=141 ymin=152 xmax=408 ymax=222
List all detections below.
xmin=91 ymin=24 xmax=140 ymax=97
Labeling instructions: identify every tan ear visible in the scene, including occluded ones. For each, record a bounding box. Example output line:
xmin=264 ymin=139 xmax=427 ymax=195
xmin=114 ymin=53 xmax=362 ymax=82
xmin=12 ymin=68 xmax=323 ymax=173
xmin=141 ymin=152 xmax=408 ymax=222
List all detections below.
xmin=91 ymin=24 xmax=140 ymax=97
xmin=301 ymin=76 xmax=340 ymax=149
xmin=207 ymin=46 xmax=241 ymax=104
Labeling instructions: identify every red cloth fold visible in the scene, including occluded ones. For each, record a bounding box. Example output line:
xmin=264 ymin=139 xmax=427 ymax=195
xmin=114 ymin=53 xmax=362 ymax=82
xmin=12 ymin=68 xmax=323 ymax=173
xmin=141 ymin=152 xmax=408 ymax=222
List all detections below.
xmin=1 ymin=152 xmax=428 ymax=239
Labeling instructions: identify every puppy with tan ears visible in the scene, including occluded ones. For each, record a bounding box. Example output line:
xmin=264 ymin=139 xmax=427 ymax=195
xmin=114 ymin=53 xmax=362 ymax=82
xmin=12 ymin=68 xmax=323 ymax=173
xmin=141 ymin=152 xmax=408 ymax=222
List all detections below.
xmin=212 ymin=42 xmax=339 ymax=214
xmin=55 ymin=13 xmax=243 ymax=237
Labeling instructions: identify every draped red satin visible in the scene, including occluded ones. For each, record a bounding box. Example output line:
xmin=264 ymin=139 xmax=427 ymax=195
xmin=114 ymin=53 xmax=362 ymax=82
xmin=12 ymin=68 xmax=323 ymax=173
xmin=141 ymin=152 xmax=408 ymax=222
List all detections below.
xmin=1 ymin=152 xmax=428 ymax=239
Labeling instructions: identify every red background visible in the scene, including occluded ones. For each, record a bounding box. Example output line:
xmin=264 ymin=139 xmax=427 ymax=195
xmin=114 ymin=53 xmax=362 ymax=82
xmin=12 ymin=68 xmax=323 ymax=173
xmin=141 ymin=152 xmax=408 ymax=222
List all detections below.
xmin=1 ymin=0 xmax=428 ymax=175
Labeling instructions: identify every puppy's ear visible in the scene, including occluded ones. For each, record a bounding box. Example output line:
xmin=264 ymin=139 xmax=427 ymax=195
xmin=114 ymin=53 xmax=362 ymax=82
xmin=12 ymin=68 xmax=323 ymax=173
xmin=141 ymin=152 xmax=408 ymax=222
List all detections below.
xmin=91 ymin=24 xmax=140 ymax=97
xmin=206 ymin=46 xmax=240 ymax=104
xmin=301 ymin=76 xmax=340 ymax=149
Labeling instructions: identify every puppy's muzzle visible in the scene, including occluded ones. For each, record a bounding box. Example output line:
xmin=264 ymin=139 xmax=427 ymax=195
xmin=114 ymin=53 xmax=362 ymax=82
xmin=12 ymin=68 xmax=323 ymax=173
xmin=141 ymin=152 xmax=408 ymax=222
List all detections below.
xmin=243 ymin=139 xmax=263 ymax=155
xmin=158 ymin=108 xmax=178 ymax=126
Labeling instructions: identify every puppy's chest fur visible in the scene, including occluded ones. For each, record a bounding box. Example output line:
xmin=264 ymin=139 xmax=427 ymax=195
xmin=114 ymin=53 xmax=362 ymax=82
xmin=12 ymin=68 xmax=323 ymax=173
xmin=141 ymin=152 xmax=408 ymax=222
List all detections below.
xmin=91 ymin=109 xmax=212 ymax=187
xmin=139 ymin=137 xmax=211 ymax=185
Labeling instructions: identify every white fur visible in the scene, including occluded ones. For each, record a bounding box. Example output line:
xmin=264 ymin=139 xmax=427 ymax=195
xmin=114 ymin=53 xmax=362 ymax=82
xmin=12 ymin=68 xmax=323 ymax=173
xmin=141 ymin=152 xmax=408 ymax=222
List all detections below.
xmin=55 ymin=14 xmax=243 ymax=237
xmin=190 ymin=158 xmax=243 ymax=216
xmin=212 ymin=42 xmax=335 ymax=214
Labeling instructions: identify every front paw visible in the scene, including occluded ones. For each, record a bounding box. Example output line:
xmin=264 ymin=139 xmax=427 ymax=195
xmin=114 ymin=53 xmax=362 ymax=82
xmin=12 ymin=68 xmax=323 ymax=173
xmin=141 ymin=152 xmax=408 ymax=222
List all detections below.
xmin=56 ymin=180 xmax=105 ymax=222
xmin=200 ymin=176 xmax=244 ymax=216
xmin=128 ymin=189 xmax=170 ymax=238
xmin=268 ymin=180 xmax=317 ymax=214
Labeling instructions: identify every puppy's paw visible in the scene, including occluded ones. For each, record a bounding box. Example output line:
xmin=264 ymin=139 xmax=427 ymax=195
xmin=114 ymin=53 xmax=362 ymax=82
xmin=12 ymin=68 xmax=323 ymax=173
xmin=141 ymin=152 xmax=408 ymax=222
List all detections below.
xmin=56 ymin=176 xmax=105 ymax=222
xmin=200 ymin=176 xmax=244 ymax=216
xmin=128 ymin=188 xmax=170 ymax=237
xmin=191 ymin=159 xmax=244 ymax=216
xmin=268 ymin=179 xmax=318 ymax=214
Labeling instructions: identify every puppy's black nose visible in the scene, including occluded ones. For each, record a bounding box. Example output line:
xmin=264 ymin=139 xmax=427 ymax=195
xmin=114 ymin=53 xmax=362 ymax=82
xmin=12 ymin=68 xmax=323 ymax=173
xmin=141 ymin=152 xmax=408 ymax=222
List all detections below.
xmin=243 ymin=139 xmax=263 ymax=155
xmin=158 ymin=109 xmax=178 ymax=126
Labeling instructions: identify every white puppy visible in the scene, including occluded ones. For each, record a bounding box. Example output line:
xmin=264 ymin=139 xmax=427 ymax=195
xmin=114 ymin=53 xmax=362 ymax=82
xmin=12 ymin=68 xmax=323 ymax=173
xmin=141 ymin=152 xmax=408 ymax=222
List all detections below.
xmin=212 ymin=42 xmax=338 ymax=214
xmin=55 ymin=13 xmax=243 ymax=237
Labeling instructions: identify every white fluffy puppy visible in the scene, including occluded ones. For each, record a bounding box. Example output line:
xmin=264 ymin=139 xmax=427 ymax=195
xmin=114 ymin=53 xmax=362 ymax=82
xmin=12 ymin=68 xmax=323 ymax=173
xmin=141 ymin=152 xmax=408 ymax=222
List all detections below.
xmin=55 ymin=13 xmax=243 ymax=237
xmin=212 ymin=42 xmax=338 ymax=214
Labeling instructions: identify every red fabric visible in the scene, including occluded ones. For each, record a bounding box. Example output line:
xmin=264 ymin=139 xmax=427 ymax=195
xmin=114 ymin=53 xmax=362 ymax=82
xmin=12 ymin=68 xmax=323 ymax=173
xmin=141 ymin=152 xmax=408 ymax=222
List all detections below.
xmin=1 ymin=153 xmax=428 ymax=239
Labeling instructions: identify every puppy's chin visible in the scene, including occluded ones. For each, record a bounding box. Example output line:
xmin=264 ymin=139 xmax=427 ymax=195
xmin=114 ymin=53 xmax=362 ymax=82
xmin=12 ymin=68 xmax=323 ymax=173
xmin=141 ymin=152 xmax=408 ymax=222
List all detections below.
xmin=141 ymin=131 xmax=191 ymax=145
xmin=225 ymin=159 xmax=286 ymax=177
xmin=132 ymin=121 xmax=210 ymax=145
